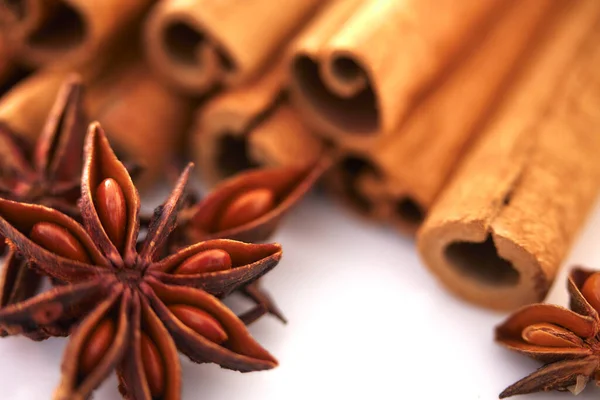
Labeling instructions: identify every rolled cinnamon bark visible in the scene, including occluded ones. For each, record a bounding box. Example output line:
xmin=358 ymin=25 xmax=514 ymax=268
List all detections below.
xmin=417 ymin=7 xmax=600 ymax=311
xmin=192 ymin=60 xmax=324 ymax=186
xmin=0 ymin=69 xmax=68 ymax=139
xmin=0 ymin=0 xmax=153 ymax=68
xmin=144 ymin=0 xmax=324 ymax=94
xmin=85 ymin=60 xmax=194 ymax=189
xmin=0 ymin=37 xmax=14 ymax=91
xmin=324 ymin=0 xmax=562 ymax=234
xmin=0 ymin=61 xmax=193 ymax=188
xmin=288 ymin=0 xmax=505 ymax=145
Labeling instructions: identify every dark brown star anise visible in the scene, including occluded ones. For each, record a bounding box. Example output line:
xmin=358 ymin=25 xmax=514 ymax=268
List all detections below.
xmin=0 ymin=74 xmax=86 ymax=219
xmin=496 ymin=267 xmax=600 ymax=398
xmin=0 ymin=123 xmax=282 ymax=399
xmin=0 ymin=75 xmax=86 ymax=312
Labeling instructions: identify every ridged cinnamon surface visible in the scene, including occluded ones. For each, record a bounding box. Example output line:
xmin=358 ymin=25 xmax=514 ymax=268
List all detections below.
xmin=418 ymin=7 xmax=600 ymax=310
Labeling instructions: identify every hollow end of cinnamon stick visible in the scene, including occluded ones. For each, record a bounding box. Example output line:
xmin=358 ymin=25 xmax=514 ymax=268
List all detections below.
xmin=0 ymin=0 xmax=152 ymax=68
xmin=325 ymin=154 xmax=427 ymax=235
xmin=194 ymin=99 xmax=323 ymax=186
xmin=144 ymin=8 xmax=236 ymax=95
xmin=290 ymin=52 xmax=380 ymax=137
xmin=1 ymin=1 xmax=87 ymax=67
xmin=198 ymin=129 xmax=261 ymax=185
xmin=418 ymin=220 xmax=545 ymax=311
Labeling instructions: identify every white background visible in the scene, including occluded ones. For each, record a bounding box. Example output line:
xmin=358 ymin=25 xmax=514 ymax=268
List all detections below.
xmin=1 ymin=191 xmax=599 ymax=400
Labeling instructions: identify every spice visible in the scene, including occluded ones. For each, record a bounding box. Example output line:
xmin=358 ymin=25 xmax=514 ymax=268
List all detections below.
xmin=0 ymin=123 xmax=282 ymax=399
xmin=0 ymin=75 xmax=86 ymax=319
xmin=0 ymin=74 xmax=86 ymax=217
xmin=323 ymin=0 xmax=559 ymax=235
xmin=0 ymin=0 xmax=154 ymax=68
xmin=496 ymin=268 xmax=600 ymax=397
xmin=289 ymin=0 xmax=504 ymax=141
xmin=174 ymin=156 xmax=332 ymax=245
xmin=192 ymin=57 xmax=324 ymax=185
xmin=144 ymin=0 xmax=324 ymax=93
xmin=417 ymin=4 xmax=600 ymax=310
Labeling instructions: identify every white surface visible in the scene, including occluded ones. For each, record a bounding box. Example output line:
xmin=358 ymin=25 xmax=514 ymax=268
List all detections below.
xmin=1 ymin=192 xmax=600 ymax=400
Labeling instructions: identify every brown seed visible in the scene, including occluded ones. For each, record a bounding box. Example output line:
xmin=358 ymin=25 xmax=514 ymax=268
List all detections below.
xmin=95 ymin=178 xmax=127 ymax=250
xmin=30 ymin=222 xmax=90 ymax=263
xmin=522 ymin=323 xmax=582 ymax=348
xmin=582 ymin=272 xmax=600 ymax=313
xmin=216 ymin=188 xmax=275 ymax=231
xmin=168 ymin=304 xmax=228 ymax=344
xmin=140 ymin=333 xmax=165 ymax=398
xmin=79 ymin=319 xmax=116 ymax=376
xmin=173 ymin=249 xmax=233 ymax=275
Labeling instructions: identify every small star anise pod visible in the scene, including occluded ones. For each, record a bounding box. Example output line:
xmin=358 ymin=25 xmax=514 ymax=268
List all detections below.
xmin=173 ymin=156 xmax=332 ymax=245
xmin=0 ymin=74 xmax=86 ymax=218
xmin=496 ymin=267 xmax=600 ymax=398
xmin=0 ymin=123 xmax=282 ymax=399
xmin=0 ymin=75 xmax=86 ymax=313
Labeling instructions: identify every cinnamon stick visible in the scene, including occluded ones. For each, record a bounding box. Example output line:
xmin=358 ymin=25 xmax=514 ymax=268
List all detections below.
xmin=417 ymin=8 xmax=600 ymax=311
xmin=0 ymin=69 xmax=68 ymax=139
xmin=85 ymin=60 xmax=194 ymax=189
xmin=0 ymin=0 xmax=153 ymax=68
xmin=192 ymin=60 xmax=323 ymax=185
xmin=288 ymin=0 xmax=504 ymax=144
xmin=0 ymin=36 xmax=14 ymax=91
xmin=0 ymin=61 xmax=193 ymax=188
xmin=144 ymin=0 xmax=325 ymax=94
xmin=324 ymin=0 xmax=562 ymax=234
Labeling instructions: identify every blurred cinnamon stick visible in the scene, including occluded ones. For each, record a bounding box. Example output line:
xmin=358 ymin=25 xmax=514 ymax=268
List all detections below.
xmin=288 ymin=0 xmax=504 ymax=145
xmin=144 ymin=0 xmax=325 ymax=94
xmin=0 ymin=36 xmax=14 ymax=90
xmin=418 ymin=6 xmax=600 ymax=310
xmin=0 ymin=0 xmax=153 ymax=68
xmin=325 ymin=0 xmax=561 ymax=234
xmin=192 ymin=59 xmax=324 ymax=185
xmin=0 ymin=69 xmax=80 ymax=138
xmin=86 ymin=60 xmax=194 ymax=189
xmin=0 ymin=60 xmax=193 ymax=188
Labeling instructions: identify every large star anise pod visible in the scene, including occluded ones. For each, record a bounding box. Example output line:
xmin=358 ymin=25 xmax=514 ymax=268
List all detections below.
xmin=0 ymin=75 xmax=86 ymax=311
xmin=496 ymin=267 xmax=600 ymax=398
xmin=0 ymin=123 xmax=282 ymax=399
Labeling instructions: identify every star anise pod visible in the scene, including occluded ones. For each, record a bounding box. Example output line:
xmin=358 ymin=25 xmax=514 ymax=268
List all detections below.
xmin=169 ymin=156 xmax=331 ymax=324
xmin=0 ymin=74 xmax=86 ymax=218
xmin=0 ymin=75 xmax=86 ymax=313
xmin=0 ymin=123 xmax=282 ymax=399
xmin=496 ymin=267 xmax=600 ymax=398
xmin=173 ymin=156 xmax=332 ymax=246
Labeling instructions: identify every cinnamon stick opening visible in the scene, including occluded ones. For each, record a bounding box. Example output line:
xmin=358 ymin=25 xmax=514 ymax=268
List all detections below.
xmin=215 ymin=134 xmax=259 ymax=178
xmin=24 ymin=2 xmax=86 ymax=53
xmin=162 ymin=21 xmax=235 ymax=72
xmin=291 ymin=55 xmax=378 ymax=134
xmin=395 ymin=197 xmax=425 ymax=226
xmin=334 ymin=156 xmax=380 ymax=214
xmin=445 ymin=236 xmax=519 ymax=286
